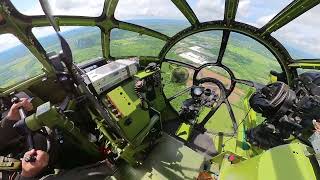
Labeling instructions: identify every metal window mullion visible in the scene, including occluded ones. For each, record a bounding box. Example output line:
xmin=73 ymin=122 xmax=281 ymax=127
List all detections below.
xmin=171 ymin=0 xmax=199 ymax=26
xmin=260 ymin=0 xmax=320 ymax=35
xmin=117 ymin=21 xmax=170 ymax=41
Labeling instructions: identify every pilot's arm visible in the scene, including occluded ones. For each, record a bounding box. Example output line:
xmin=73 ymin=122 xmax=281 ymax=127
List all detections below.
xmin=14 ymin=149 xmax=49 ymax=180
xmin=1 ymin=99 xmax=49 ymax=179
xmin=1 ymin=98 xmax=33 ymax=127
xmin=0 ymin=98 xmax=33 ymax=151
xmin=314 ymin=120 xmax=320 ymax=133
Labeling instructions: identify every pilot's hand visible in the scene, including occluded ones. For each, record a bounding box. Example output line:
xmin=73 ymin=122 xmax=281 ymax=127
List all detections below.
xmin=314 ymin=120 xmax=320 ymax=133
xmin=21 ymin=149 xmax=49 ymax=178
xmin=7 ymin=98 xmax=33 ymax=121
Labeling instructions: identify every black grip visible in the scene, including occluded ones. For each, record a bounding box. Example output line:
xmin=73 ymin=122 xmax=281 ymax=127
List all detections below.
xmin=11 ymin=96 xmax=35 ymax=152
xmin=11 ymin=97 xmax=20 ymax=104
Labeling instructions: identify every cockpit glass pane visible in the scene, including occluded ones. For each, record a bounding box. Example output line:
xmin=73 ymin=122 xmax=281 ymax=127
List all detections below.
xmin=11 ymin=0 xmax=104 ymax=17
xmin=0 ymin=34 xmax=43 ymax=88
xmin=110 ymin=29 xmax=166 ymax=57
xmin=223 ymin=32 xmax=282 ymax=84
xmin=114 ymin=0 xmax=189 ymax=36
xmin=235 ymin=0 xmax=293 ymax=28
xmin=272 ymin=5 xmax=320 ymax=59
xmin=166 ymin=31 xmax=223 ymax=67
xmin=161 ymin=62 xmax=194 ymax=112
xmin=32 ymin=26 xmax=102 ymax=64
xmin=185 ymin=0 xmax=224 ymax=22
xmin=297 ymin=68 xmax=320 ymax=75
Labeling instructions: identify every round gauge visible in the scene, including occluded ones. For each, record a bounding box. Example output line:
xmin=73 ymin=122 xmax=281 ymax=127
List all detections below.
xmin=192 ymin=87 xmax=203 ymax=97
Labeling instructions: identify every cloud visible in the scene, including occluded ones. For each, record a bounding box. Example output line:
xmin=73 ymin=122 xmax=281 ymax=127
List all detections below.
xmin=115 ymin=0 xmax=186 ymax=20
xmin=272 ymin=5 xmax=320 ymax=58
xmin=0 ymin=27 xmax=81 ymax=52
xmin=0 ymin=34 xmax=21 ymax=52
xmin=32 ymin=27 xmax=58 ymax=38
xmin=21 ymin=0 xmax=104 ymax=17
xmin=238 ymin=0 xmax=251 ymax=17
xmin=190 ymin=0 xmax=224 ymax=21
xmin=23 ymin=1 xmax=44 ymax=15
xmin=32 ymin=26 xmax=80 ymax=38
xmin=256 ymin=14 xmax=276 ymax=26
xmin=236 ymin=0 xmax=291 ymax=27
xmin=185 ymin=0 xmax=250 ymax=22
xmin=114 ymin=0 xmax=249 ymax=22
xmin=53 ymin=0 xmax=104 ymax=16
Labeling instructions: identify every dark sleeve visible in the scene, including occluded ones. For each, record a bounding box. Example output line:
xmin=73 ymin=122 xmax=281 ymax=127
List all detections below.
xmin=14 ymin=173 xmax=38 ymax=180
xmin=1 ymin=117 xmax=16 ymax=128
xmin=13 ymin=167 xmax=54 ymax=180
xmin=0 ymin=117 xmax=22 ymax=152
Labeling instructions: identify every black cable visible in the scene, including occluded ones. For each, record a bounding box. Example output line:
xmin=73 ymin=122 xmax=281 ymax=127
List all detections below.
xmin=222 ymin=108 xmax=252 ymax=148
xmin=292 ymin=133 xmax=312 ymax=147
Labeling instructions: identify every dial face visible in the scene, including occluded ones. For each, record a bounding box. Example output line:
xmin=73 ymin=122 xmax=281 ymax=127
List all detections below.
xmin=193 ymin=87 xmax=203 ymax=96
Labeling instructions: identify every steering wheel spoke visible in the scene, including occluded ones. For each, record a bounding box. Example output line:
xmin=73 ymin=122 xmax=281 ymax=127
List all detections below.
xmin=167 ymin=86 xmax=192 ymax=101
xmin=224 ymin=98 xmax=238 ymax=133
xmin=164 ymin=58 xmax=198 ymax=70
xmin=235 ymin=78 xmax=265 ymax=90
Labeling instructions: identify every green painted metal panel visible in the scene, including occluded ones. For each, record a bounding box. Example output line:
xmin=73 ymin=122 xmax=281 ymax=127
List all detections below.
xmin=289 ymin=62 xmax=320 ymax=69
xmin=103 ymin=0 xmax=119 ymax=18
xmin=106 ymin=80 xmax=150 ymax=141
xmin=101 ymin=29 xmax=111 ymax=58
xmin=219 ymin=143 xmax=319 ymax=180
xmin=134 ymin=71 xmax=155 ymax=79
xmin=25 ymin=102 xmax=101 ymax=159
xmin=224 ymin=0 xmax=239 ymax=23
xmin=31 ymin=17 xmax=97 ymax=27
xmin=176 ymin=123 xmax=191 ymax=140
xmin=113 ymin=133 xmax=218 ymax=179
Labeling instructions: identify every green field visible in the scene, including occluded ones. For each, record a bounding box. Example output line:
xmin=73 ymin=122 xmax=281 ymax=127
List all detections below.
xmin=0 ymin=52 xmax=42 ymax=88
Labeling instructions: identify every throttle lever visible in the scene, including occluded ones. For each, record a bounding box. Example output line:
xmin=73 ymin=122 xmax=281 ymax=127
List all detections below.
xmin=11 ymin=97 xmax=36 ymax=162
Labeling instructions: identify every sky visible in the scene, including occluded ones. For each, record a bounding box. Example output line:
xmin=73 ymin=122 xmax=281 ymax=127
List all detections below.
xmin=0 ymin=0 xmax=320 ymax=59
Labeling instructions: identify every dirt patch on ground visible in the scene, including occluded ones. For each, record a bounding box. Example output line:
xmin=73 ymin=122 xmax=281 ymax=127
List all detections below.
xmin=186 ymin=69 xmax=244 ymax=104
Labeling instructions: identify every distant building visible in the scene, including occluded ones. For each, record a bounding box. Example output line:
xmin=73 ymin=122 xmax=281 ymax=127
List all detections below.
xmin=179 ymin=52 xmax=208 ymax=64
xmin=189 ymin=46 xmax=216 ymax=59
xmin=177 ymin=45 xmax=219 ymax=65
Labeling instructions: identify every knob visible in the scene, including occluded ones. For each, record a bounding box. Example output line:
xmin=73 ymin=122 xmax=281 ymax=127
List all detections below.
xmin=11 ymin=97 xmax=20 ymax=104
xmin=116 ymin=113 xmax=122 ymax=118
